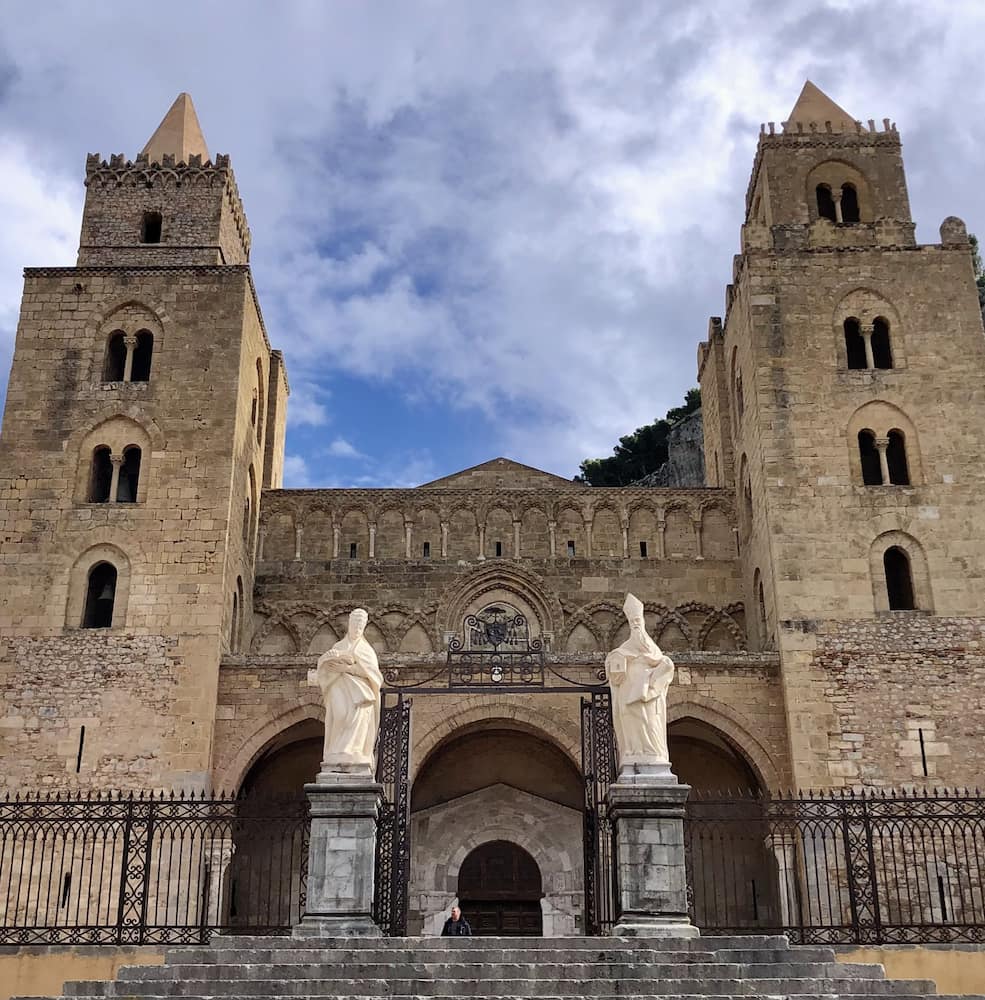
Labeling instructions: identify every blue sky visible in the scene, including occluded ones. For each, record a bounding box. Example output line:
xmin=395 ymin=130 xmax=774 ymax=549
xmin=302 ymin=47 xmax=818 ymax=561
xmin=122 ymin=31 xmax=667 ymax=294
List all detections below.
xmin=1 ymin=1 xmax=984 ymax=487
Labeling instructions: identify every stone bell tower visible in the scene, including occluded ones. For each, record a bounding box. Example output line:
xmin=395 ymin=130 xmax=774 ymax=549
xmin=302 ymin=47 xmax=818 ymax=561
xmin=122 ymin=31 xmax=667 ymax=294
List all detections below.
xmin=0 ymin=93 xmax=288 ymax=792
xmin=698 ymin=82 xmax=985 ymax=790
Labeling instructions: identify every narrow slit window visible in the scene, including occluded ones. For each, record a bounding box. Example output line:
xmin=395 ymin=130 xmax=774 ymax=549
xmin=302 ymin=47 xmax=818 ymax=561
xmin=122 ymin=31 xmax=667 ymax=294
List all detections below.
xmin=844 ymin=318 xmax=867 ymax=369
xmin=76 ymin=726 xmax=85 ymax=773
xmin=130 ymin=331 xmax=154 ymax=382
xmin=141 ymin=211 xmax=162 ymax=244
xmin=871 ymin=317 xmax=893 ymax=369
xmin=566 ymin=540 xmax=576 ymax=557
xmin=840 ymin=183 xmax=860 ymax=223
xmin=60 ymin=873 xmax=72 ymax=909
xmin=884 ymin=546 xmax=915 ymax=610
xmin=639 ymin=540 xmax=648 ymax=558
xmin=349 ymin=542 xmax=358 ymax=559
xmin=422 ymin=541 xmax=431 ymax=558
xmin=858 ymin=431 xmax=882 ymax=486
xmin=82 ymin=562 xmax=117 ymax=629
xmin=494 ymin=540 xmax=503 ymax=557
xmin=103 ymin=332 xmax=127 ymax=382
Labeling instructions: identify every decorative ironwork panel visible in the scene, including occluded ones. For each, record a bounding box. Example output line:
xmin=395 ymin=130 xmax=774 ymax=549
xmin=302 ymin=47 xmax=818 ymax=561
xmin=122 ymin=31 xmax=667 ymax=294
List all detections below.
xmin=447 ymin=609 xmax=546 ymax=688
xmin=374 ymin=693 xmax=411 ymax=936
xmin=581 ymin=690 xmax=617 ymax=935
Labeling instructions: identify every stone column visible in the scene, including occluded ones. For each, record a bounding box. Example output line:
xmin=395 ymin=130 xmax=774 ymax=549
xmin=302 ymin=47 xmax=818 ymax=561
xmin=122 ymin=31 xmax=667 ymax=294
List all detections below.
xmin=332 ymin=524 xmax=341 ymax=558
xmin=294 ymin=523 xmax=303 ymax=561
xmin=548 ymin=520 xmax=557 ymax=557
xmin=832 ymin=189 xmax=844 ymax=224
xmin=583 ymin=516 xmax=593 ymax=558
xmin=692 ymin=515 xmax=703 ymax=560
xmin=298 ymin=773 xmax=384 ymax=937
xmin=875 ymin=436 xmax=891 ymax=485
xmin=404 ymin=520 xmax=413 ymax=558
xmin=512 ymin=519 xmax=521 ymax=559
xmin=621 ymin=522 xmax=629 ymax=559
xmin=607 ymin=778 xmax=699 ymax=938
xmin=368 ymin=523 xmax=377 ymax=559
xmin=440 ymin=521 xmax=449 ymax=557
xmin=656 ymin=517 xmax=667 ymax=559
xmin=122 ymin=334 xmax=137 ymax=382
xmin=862 ymin=324 xmax=875 ymax=369
xmin=477 ymin=523 xmax=486 ymax=560
xmin=108 ymin=454 xmax=124 ymax=503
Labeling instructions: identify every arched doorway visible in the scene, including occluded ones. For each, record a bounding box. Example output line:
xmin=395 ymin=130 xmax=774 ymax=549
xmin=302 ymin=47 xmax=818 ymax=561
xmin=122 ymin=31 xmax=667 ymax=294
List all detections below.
xmin=409 ymin=721 xmax=583 ymax=936
xmin=458 ymin=840 xmax=544 ymax=935
xmin=226 ymin=720 xmax=323 ymax=928
xmin=668 ymin=717 xmax=781 ymax=932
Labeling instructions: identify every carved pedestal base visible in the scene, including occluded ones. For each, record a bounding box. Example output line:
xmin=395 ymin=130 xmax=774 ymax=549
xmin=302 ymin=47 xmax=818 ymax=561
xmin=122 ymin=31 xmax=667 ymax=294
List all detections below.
xmin=607 ymin=780 xmax=699 ymax=938
xmin=297 ymin=779 xmax=384 ymax=938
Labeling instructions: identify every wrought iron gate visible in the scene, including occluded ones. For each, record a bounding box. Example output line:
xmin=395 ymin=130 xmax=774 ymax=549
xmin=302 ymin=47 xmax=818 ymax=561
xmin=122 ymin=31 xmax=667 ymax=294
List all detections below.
xmin=373 ymin=692 xmax=411 ymax=936
xmin=582 ymin=690 xmax=617 ymax=934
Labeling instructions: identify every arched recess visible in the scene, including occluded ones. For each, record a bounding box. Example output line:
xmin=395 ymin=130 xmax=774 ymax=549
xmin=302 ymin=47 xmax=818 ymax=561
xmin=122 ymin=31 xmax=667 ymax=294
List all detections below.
xmin=262 ymin=510 xmax=297 ymax=561
xmin=376 ymin=508 xmax=406 ymax=558
xmin=832 ymin=288 xmax=906 ymax=370
xmin=436 ymin=562 xmax=562 ymax=646
xmin=75 ymin=417 xmax=153 ymax=504
xmin=667 ymin=700 xmax=782 ymax=793
xmin=93 ymin=300 xmax=166 ymax=383
xmin=806 ymin=160 xmax=874 ymax=223
xmin=457 ymin=841 xmax=544 ymax=936
xmin=520 ymin=506 xmax=550 ymax=557
xmin=663 ymin=505 xmax=695 ymax=559
xmin=339 ymin=508 xmax=370 ymax=560
xmin=556 ymin=505 xmax=586 ymax=558
xmin=66 ymin=543 xmax=132 ymax=629
xmin=668 ymin=717 xmax=764 ymax=794
xmin=846 ymin=400 xmax=922 ymax=486
xmin=591 ymin=505 xmax=622 ymax=558
xmin=415 ymin=507 xmax=441 ymax=559
xmin=302 ymin=508 xmax=333 ymax=560
xmin=447 ymin=507 xmax=479 ymax=559
xmin=484 ymin=506 xmax=514 ymax=559
xmin=869 ymin=530 xmax=933 ymax=613
xmin=700 ymin=503 xmax=734 ymax=560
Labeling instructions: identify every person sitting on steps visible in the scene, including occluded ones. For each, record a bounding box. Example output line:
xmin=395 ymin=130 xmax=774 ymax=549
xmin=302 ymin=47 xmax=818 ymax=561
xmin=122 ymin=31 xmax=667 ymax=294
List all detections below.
xmin=441 ymin=904 xmax=472 ymax=936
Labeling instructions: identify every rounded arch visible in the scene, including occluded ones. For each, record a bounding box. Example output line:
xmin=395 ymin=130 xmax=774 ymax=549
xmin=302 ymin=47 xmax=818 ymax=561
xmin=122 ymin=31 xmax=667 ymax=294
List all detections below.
xmin=869 ymin=529 xmax=933 ymax=613
xmin=667 ymin=698 xmax=782 ymax=792
xmin=436 ymin=562 xmax=562 ymax=642
xmin=806 ymin=159 xmax=874 ymax=223
xmin=91 ymin=299 xmax=168 ymax=383
xmin=65 ymin=542 xmax=132 ymax=630
xmin=846 ymin=400 xmax=922 ymax=486
xmin=832 ymin=287 xmax=906 ymax=370
xmin=214 ymin=701 xmax=325 ymax=795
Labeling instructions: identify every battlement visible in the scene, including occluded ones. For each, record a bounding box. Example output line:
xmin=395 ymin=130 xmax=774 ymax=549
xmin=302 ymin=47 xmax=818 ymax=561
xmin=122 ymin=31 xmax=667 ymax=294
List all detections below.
xmin=759 ymin=117 xmax=898 ymax=138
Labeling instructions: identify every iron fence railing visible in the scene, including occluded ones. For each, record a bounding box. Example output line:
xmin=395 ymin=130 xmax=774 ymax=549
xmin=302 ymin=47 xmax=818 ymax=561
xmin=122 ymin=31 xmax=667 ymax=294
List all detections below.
xmin=685 ymin=789 xmax=985 ymax=945
xmin=3 ymin=786 xmax=984 ymax=944
xmin=0 ymin=791 xmax=308 ymax=945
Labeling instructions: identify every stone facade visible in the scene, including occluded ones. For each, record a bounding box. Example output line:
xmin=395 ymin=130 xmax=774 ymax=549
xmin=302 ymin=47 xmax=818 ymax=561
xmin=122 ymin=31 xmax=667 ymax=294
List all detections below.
xmin=1 ymin=85 xmax=984 ymax=933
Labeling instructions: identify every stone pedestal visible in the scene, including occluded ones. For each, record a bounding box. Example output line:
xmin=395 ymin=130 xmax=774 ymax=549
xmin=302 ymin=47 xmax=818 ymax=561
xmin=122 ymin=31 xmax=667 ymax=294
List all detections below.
xmin=297 ymin=776 xmax=384 ymax=937
xmin=607 ymin=779 xmax=699 ymax=938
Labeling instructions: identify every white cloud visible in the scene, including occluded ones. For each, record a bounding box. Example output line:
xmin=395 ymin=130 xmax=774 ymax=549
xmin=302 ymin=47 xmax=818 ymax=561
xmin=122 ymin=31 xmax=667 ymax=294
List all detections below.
xmin=326 ymin=437 xmax=364 ymax=459
xmin=285 ymin=381 xmax=330 ymax=427
xmin=282 ymin=454 xmax=311 ymax=488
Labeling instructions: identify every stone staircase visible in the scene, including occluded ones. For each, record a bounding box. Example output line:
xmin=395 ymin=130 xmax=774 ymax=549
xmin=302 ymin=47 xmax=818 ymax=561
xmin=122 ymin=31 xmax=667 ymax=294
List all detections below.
xmin=22 ymin=934 xmax=983 ymax=1000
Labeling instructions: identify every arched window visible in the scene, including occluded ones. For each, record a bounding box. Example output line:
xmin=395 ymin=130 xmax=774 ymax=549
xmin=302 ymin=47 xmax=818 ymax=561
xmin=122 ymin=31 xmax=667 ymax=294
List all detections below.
xmin=103 ymin=332 xmax=127 ymax=382
xmin=116 ymin=446 xmax=141 ymax=502
xmin=816 ymin=184 xmax=836 ymax=222
xmin=141 ymin=211 xmax=162 ymax=244
xmin=840 ymin=183 xmax=860 ymax=223
xmin=255 ymin=359 xmax=265 ymax=445
xmin=230 ymin=589 xmax=239 ymax=652
xmin=82 ymin=563 xmax=117 ymax=628
xmin=757 ymin=580 xmax=767 ymax=645
xmin=735 ymin=372 xmax=744 ymax=418
xmin=884 ymin=547 xmax=915 ymax=610
xmin=89 ymin=447 xmax=114 ymax=502
xmin=844 ymin=318 xmax=867 ymax=369
xmin=871 ymin=317 xmax=892 ymax=369
xmin=887 ymin=430 xmax=910 ymax=485
xmin=858 ymin=430 xmax=882 ymax=485
xmin=130 ymin=331 xmax=154 ymax=382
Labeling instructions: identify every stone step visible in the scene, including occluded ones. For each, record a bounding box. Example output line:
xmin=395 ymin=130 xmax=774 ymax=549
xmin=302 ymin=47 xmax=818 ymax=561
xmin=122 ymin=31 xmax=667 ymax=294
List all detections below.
xmin=121 ymin=961 xmax=887 ymax=982
xmin=63 ymin=976 xmax=938 ymax=998
xmin=163 ymin=947 xmax=842 ymax=966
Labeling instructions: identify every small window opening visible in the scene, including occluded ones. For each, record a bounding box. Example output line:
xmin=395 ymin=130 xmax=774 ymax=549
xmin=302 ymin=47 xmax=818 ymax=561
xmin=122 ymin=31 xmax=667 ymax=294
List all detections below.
xmin=103 ymin=332 xmax=127 ymax=382
xmin=231 ymin=590 xmax=240 ymax=653
xmin=242 ymin=498 xmax=251 ymax=543
xmin=76 ymin=726 xmax=85 ymax=774
xmin=349 ymin=542 xmax=358 ymax=559
xmin=844 ymin=318 xmax=867 ymax=369
xmin=884 ymin=546 xmax=915 ymax=611
xmin=141 ymin=211 xmax=162 ymax=244
xmin=130 ymin=331 xmax=154 ymax=382
xmin=422 ymin=541 xmax=431 ymax=558
xmin=736 ymin=374 xmax=744 ymax=418
xmin=887 ymin=430 xmax=910 ymax=485
xmin=89 ymin=447 xmax=114 ymax=502
xmin=816 ymin=184 xmax=836 ymax=222
xmin=494 ymin=540 xmax=503 ymax=557
xmin=255 ymin=359 xmax=265 ymax=445
xmin=937 ymin=875 xmax=949 ymax=921
xmin=840 ymin=183 xmax=860 ymax=224
xmin=918 ymin=727 xmax=928 ymax=778
xmin=116 ymin=446 xmax=141 ymax=502
xmin=82 ymin=562 xmax=117 ymax=629
xmin=639 ymin=540 xmax=648 ymax=558
xmin=858 ymin=430 xmax=882 ymax=486
xmin=566 ymin=540 xmax=576 ymax=557
xmin=251 ymin=391 xmax=258 ymax=427
xmin=60 ymin=873 xmax=72 ymax=909
xmin=871 ymin=317 xmax=892 ymax=369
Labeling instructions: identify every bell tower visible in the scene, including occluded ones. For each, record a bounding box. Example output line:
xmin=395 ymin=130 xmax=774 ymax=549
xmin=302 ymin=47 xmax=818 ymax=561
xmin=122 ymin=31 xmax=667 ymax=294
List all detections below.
xmin=0 ymin=94 xmax=289 ymax=792
xmin=699 ymin=82 xmax=985 ymax=789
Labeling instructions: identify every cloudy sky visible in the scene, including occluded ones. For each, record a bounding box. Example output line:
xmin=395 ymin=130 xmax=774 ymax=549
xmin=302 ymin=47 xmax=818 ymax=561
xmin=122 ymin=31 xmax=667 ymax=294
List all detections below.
xmin=1 ymin=1 xmax=983 ymax=487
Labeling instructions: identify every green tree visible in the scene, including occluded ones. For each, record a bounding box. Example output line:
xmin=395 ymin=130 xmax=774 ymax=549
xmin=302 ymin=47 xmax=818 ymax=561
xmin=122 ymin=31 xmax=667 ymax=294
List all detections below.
xmin=577 ymin=388 xmax=701 ymax=486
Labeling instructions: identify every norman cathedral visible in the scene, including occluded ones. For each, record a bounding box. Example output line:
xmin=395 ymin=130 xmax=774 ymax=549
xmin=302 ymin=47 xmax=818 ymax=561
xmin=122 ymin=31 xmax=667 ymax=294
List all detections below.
xmin=2 ymin=82 xmax=985 ymax=954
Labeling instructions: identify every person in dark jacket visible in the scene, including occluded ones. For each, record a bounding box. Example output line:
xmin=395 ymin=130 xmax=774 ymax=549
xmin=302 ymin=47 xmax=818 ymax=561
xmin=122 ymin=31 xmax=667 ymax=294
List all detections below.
xmin=441 ymin=905 xmax=472 ymax=936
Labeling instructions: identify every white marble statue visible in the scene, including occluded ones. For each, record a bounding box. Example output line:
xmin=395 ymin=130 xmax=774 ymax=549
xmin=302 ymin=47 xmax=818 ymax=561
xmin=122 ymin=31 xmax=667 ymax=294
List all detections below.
xmin=307 ymin=608 xmax=383 ymax=775
xmin=605 ymin=593 xmax=676 ymax=780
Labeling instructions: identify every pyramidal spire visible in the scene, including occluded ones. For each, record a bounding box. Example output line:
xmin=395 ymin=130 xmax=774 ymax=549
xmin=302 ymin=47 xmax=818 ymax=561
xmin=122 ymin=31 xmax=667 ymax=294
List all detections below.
xmin=141 ymin=93 xmax=210 ymax=163
xmin=786 ymin=80 xmax=856 ymax=132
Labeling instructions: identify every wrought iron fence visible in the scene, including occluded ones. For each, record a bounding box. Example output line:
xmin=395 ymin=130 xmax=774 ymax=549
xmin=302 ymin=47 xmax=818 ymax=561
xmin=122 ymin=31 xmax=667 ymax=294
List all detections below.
xmin=685 ymin=789 xmax=985 ymax=945
xmin=0 ymin=791 xmax=308 ymax=945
